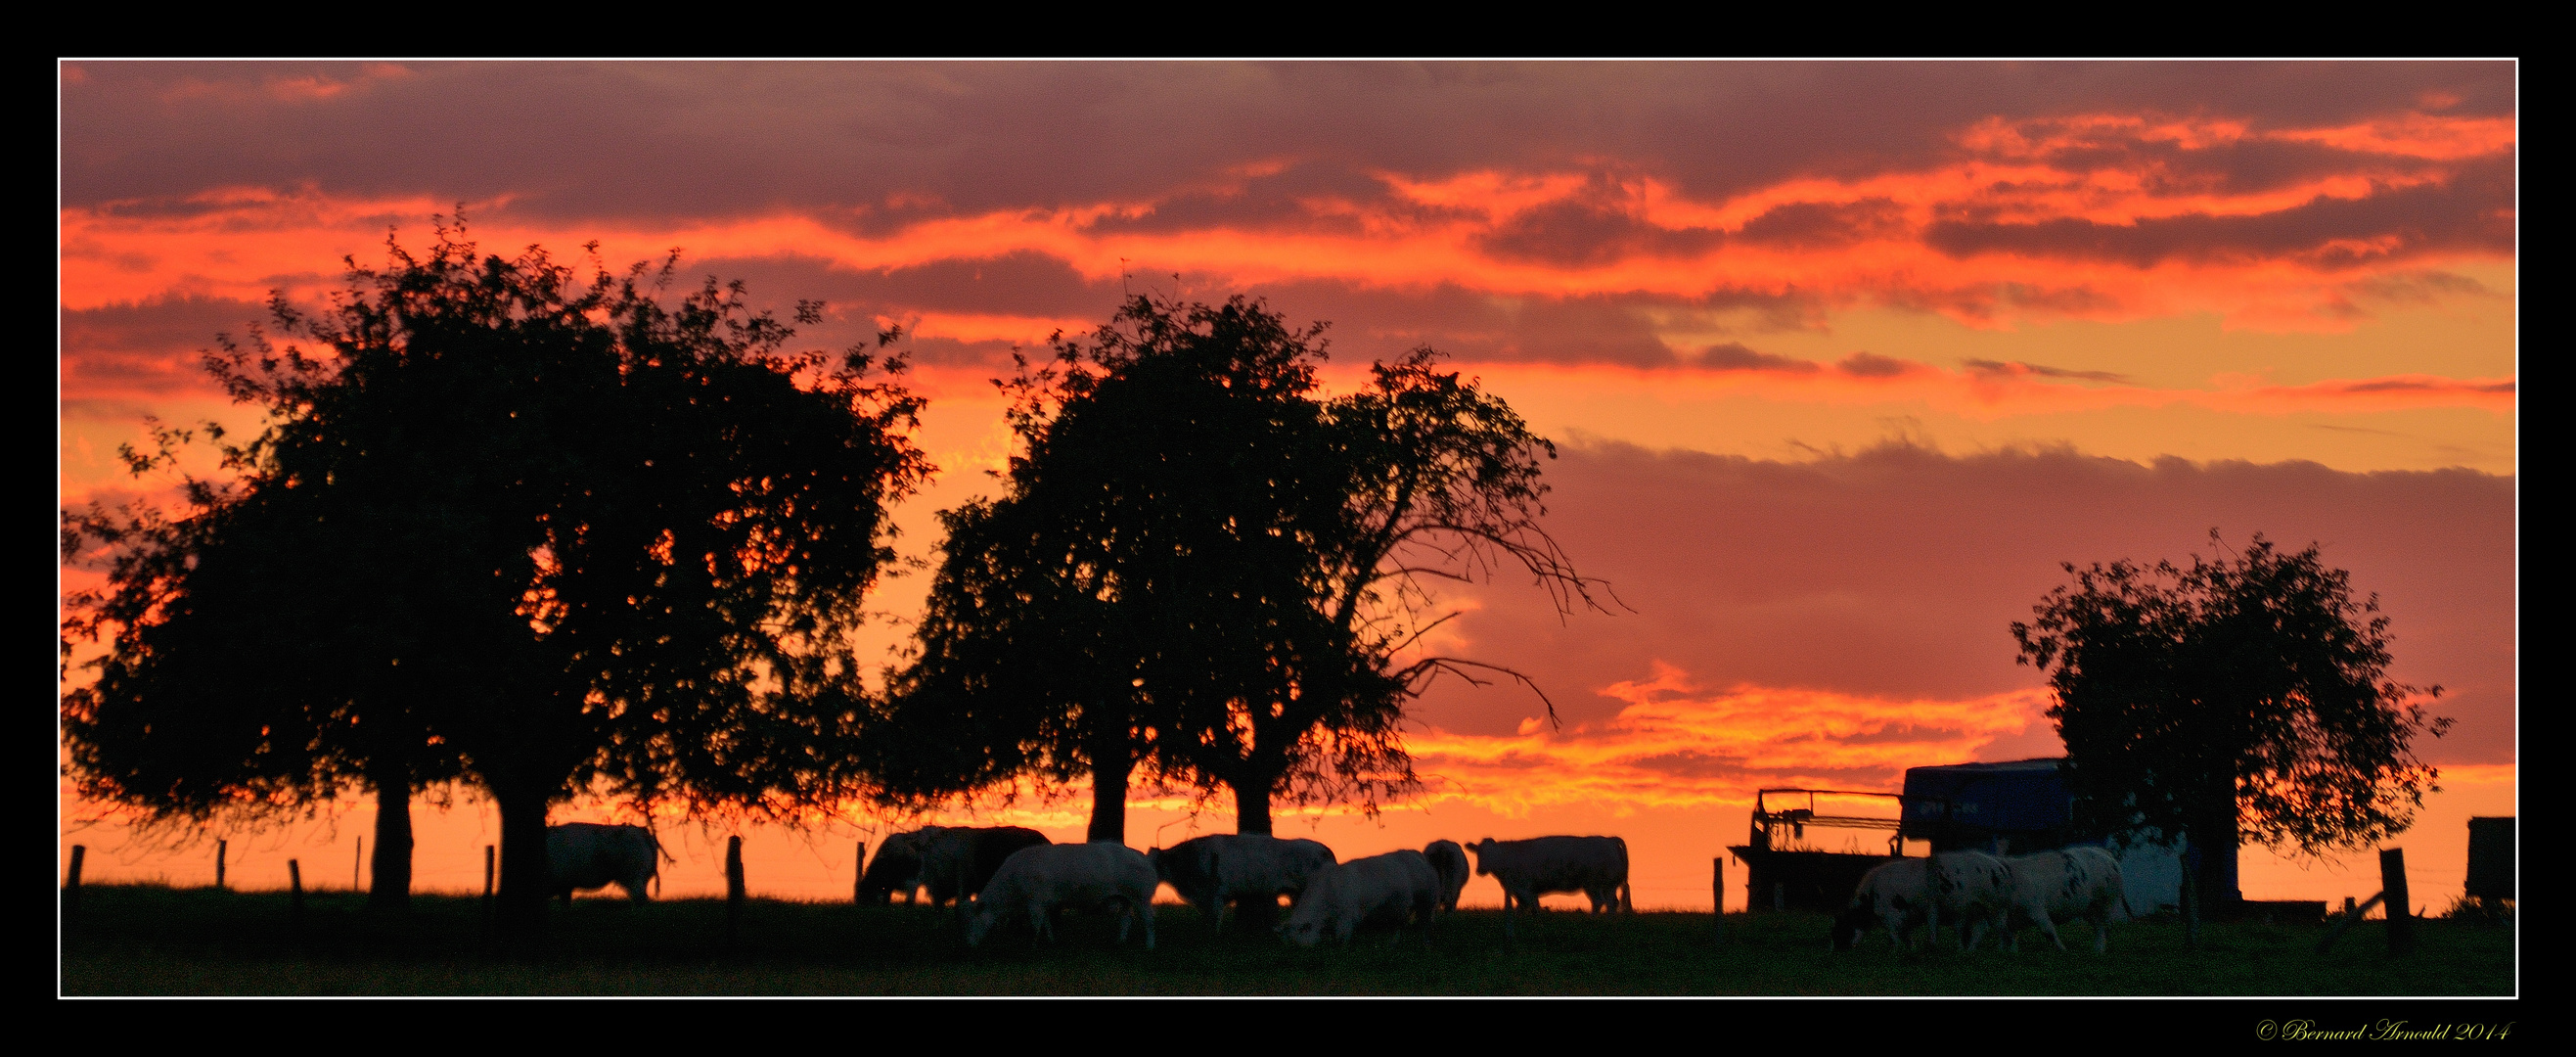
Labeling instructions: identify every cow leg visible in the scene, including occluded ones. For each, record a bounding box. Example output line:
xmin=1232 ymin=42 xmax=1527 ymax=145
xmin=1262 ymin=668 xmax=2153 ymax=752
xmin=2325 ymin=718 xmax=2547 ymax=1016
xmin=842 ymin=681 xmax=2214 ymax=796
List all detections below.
xmin=1141 ymin=900 xmax=1155 ymax=951
xmin=2093 ymin=920 xmax=2108 ymax=954
xmin=1114 ymin=898 xmax=1134 ymax=944
xmin=2034 ymin=907 xmax=2065 ymax=952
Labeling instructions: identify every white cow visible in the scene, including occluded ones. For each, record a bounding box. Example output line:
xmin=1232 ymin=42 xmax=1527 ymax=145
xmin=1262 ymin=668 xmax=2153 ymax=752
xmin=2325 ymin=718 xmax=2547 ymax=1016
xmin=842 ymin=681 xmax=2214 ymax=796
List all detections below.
xmin=1423 ymin=840 xmax=1470 ymax=913
xmin=547 ymin=822 xmax=661 ymax=904
xmin=1997 ymin=846 xmax=2129 ymax=953
xmin=1465 ymin=836 xmax=1632 ymax=937
xmin=965 ymin=842 xmax=1159 ymax=950
xmin=1147 ymin=834 xmax=1337 ymax=935
xmin=1830 ymin=856 xmax=1931 ymax=951
xmin=1925 ymin=850 xmax=2014 ymax=952
xmin=1280 ymin=850 xmax=1443 ymax=947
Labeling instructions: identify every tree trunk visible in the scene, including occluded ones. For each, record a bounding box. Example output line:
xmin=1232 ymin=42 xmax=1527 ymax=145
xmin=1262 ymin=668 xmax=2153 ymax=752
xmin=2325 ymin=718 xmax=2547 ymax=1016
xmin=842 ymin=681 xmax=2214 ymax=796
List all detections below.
xmin=494 ymin=781 xmax=554 ymax=945
xmin=2208 ymin=817 xmax=2243 ymax=910
xmin=1087 ymin=752 xmax=1132 ymax=845
xmin=2192 ymin=784 xmax=2243 ymax=917
xmin=367 ymin=772 xmax=414 ymax=912
xmin=1233 ymin=772 xmax=1275 ymax=837
xmin=2181 ymin=845 xmax=2201 ymax=948
xmin=1228 ymin=768 xmax=1283 ymax=933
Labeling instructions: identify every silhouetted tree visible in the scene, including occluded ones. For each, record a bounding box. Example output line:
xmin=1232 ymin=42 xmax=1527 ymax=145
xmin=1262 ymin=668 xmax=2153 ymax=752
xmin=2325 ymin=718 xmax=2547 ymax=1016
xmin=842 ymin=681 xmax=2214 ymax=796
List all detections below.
xmin=2011 ymin=531 xmax=2450 ymax=913
xmin=65 ymin=419 xmax=469 ymax=910
xmin=874 ymin=493 xmax=1162 ymax=842
xmin=877 ymin=296 xmax=1605 ymax=843
xmin=1172 ymin=342 xmax=1611 ymax=835
xmin=64 ymin=221 xmax=929 ymax=939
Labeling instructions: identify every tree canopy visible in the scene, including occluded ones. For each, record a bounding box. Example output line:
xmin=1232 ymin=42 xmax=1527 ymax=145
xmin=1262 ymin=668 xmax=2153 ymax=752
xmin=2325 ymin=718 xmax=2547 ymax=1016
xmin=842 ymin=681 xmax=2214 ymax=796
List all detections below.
xmin=875 ymin=295 xmax=1607 ymax=841
xmin=2011 ymin=530 xmax=2450 ymax=904
xmin=64 ymin=416 xmax=470 ymax=906
xmin=62 ymin=221 xmax=931 ymax=935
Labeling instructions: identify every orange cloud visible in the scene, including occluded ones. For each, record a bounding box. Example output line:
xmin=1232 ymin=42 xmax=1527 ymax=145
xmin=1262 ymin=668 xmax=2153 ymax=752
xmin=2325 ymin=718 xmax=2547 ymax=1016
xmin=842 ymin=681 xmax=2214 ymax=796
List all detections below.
xmin=1403 ymin=663 xmax=2047 ymax=816
xmin=60 ymin=108 xmax=2510 ymax=336
xmin=1468 ymin=360 xmax=2514 ymax=420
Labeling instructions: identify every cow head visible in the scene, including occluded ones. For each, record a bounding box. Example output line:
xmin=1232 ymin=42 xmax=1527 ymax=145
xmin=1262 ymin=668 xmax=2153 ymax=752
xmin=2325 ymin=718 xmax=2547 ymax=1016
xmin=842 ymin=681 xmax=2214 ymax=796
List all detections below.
xmin=1829 ymin=904 xmax=1875 ymax=951
xmin=1468 ymin=839 xmax=1496 ymax=876
xmin=1280 ymin=909 xmax=1328 ymax=947
xmin=964 ymin=905 xmax=1000 ymax=947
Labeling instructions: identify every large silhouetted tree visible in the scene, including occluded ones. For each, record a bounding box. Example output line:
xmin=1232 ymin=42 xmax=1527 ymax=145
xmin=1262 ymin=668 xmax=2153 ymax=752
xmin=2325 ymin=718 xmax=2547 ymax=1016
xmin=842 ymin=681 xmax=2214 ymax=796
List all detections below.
xmin=1178 ymin=344 xmax=1611 ymax=835
xmin=63 ymin=221 xmax=929 ymax=939
xmin=877 ymin=296 xmax=1605 ymax=843
xmin=64 ymin=423 xmax=465 ymax=909
xmin=2011 ymin=531 xmax=2450 ymax=914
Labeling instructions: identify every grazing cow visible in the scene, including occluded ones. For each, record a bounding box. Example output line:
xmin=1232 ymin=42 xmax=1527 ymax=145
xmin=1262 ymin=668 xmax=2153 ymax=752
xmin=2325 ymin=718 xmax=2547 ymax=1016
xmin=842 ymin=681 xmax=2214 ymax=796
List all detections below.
xmin=965 ymin=842 xmax=1158 ymax=950
xmin=547 ymin=823 xmax=661 ymax=905
xmin=1280 ymin=850 xmax=1443 ymax=947
xmin=914 ymin=826 xmax=1052 ymax=910
xmin=856 ymin=828 xmax=934 ymax=904
xmin=1997 ymin=846 xmax=2129 ymax=953
xmin=1147 ymin=834 xmax=1337 ymax=935
xmin=1423 ymin=840 xmax=1470 ymax=912
xmin=1830 ymin=857 xmax=1931 ymax=951
xmin=1925 ymin=850 xmax=2015 ymax=952
xmin=1466 ymin=836 xmax=1632 ymax=937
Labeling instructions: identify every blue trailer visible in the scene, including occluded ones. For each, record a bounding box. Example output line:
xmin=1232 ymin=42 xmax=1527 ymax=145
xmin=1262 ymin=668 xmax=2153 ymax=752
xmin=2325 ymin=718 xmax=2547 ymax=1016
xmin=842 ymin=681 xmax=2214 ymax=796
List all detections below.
xmin=1900 ymin=757 xmax=2080 ymax=853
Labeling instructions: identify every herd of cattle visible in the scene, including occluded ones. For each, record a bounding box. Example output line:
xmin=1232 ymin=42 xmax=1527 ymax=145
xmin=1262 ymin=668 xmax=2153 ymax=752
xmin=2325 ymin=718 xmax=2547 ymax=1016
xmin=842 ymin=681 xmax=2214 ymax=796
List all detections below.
xmin=862 ymin=827 xmax=1635 ymax=948
xmin=547 ymin=822 xmax=1630 ymax=948
xmin=545 ymin=822 xmax=2128 ymax=953
xmin=1833 ymin=846 xmax=2130 ymax=953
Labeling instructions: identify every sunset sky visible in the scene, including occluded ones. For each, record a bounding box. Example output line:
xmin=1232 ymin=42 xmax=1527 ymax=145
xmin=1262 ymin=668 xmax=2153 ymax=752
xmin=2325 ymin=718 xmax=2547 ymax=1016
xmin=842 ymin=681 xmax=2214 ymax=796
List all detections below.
xmin=58 ymin=61 xmax=2514 ymax=912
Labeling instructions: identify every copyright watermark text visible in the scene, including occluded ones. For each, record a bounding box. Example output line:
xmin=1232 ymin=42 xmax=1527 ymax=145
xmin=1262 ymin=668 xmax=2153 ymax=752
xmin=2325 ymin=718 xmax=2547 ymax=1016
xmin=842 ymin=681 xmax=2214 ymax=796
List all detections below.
xmin=2256 ymin=1020 xmax=2515 ymax=1041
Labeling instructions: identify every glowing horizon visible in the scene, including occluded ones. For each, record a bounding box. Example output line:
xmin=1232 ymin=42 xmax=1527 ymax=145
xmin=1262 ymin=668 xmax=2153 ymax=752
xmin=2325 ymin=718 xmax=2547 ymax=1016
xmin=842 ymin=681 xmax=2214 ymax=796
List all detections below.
xmin=60 ymin=61 xmax=2514 ymax=913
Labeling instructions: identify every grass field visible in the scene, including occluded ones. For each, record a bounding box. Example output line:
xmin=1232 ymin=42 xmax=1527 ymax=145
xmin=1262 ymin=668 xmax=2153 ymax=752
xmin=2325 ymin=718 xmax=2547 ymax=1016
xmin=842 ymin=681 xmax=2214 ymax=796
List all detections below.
xmin=59 ymin=885 xmax=2515 ymax=997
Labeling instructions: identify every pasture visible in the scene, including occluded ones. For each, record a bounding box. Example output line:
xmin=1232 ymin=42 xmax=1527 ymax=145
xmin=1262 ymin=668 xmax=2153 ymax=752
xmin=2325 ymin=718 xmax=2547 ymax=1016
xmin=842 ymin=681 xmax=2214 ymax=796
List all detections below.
xmin=60 ymin=885 xmax=2512 ymax=996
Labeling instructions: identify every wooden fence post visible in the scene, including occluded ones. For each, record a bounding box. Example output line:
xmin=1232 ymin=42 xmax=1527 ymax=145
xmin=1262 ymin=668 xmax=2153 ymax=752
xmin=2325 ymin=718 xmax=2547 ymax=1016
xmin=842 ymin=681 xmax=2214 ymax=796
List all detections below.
xmin=289 ymin=859 xmax=305 ymax=925
xmin=355 ymin=836 xmax=364 ymax=892
xmin=215 ymin=838 xmax=227 ymax=890
xmin=727 ymin=836 xmax=746 ymax=901
xmin=2315 ymin=891 xmax=2385 ymax=953
xmin=854 ymin=840 xmax=867 ymax=904
xmin=1711 ymin=856 xmax=1725 ymax=943
xmin=482 ymin=845 xmax=495 ymax=911
xmin=2380 ymin=848 xmax=2415 ymax=955
xmin=726 ymin=835 xmax=746 ymax=949
xmin=65 ymin=845 xmax=86 ymax=922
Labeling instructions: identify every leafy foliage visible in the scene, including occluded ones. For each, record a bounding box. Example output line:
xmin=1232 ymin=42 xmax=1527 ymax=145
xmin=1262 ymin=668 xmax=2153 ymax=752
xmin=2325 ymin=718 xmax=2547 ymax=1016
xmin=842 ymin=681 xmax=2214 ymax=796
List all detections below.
xmin=63 ymin=219 xmax=931 ymax=925
xmin=877 ymin=295 xmax=1609 ymax=834
xmin=2011 ymin=531 xmax=2451 ymax=858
